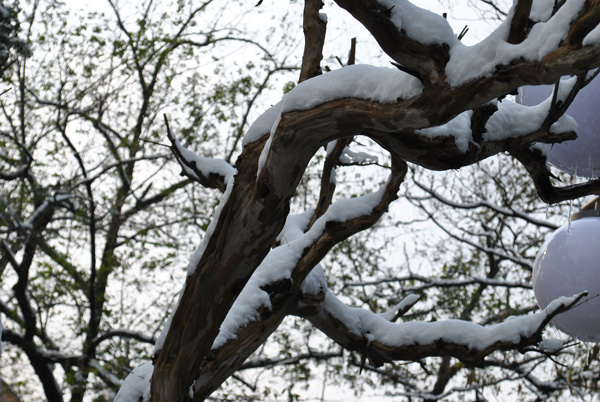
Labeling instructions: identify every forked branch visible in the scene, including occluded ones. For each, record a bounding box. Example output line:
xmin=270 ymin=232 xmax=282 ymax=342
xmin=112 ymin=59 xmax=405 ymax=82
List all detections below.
xmin=164 ymin=115 xmax=234 ymax=192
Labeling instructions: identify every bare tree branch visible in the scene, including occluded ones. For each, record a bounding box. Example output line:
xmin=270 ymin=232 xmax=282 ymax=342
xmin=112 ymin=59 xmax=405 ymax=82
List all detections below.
xmin=299 ymin=0 xmax=327 ymax=82
xmin=507 ymin=0 xmax=533 ymax=45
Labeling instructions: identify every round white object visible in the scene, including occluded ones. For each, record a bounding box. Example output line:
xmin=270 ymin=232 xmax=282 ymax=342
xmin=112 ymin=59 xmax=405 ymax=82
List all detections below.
xmin=518 ymin=77 xmax=600 ymax=178
xmin=533 ymin=217 xmax=600 ymax=342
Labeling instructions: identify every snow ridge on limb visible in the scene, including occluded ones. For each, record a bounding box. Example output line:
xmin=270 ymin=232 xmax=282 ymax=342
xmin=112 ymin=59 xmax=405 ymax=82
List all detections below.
xmin=187 ymin=159 xmax=407 ymax=401
xmin=345 ymin=274 xmax=533 ymax=293
xmin=412 ymin=178 xmax=559 ymax=230
xmin=211 ymin=182 xmax=394 ymax=349
xmin=243 ymin=64 xmax=423 ymax=148
xmin=378 ymin=293 xmax=421 ymax=322
xmin=212 ymin=165 xmax=406 ymax=350
xmin=305 ymin=291 xmax=587 ymax=368
xmin=114 ymin=362 xmax=153 ymax=402
xmin=164 ymin=115 xmax=236 ymax=192
xmin=333 ymin=0 xmax=455 ymax=86
xmin=336 ymin=0 xmax=600 ymax=92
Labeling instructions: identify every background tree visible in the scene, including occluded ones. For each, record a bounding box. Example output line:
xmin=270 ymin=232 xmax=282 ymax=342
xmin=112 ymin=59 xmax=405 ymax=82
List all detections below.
xmin=0 ymin=0 xmax=31 ymax=79
xmin=0 ymin=0 xmax=296 ymax=400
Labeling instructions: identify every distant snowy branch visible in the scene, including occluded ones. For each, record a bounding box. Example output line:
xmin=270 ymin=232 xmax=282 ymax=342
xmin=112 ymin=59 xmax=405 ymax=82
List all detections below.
xmin=305 ymin=291 xmax=586 ymax=367
xmin=484 ymin=356 xmax=576 ymax=395
xmin=0 ymin=163 xmax=30 ymax=181
xmin=378 ymin=293 xmax=421 ymax=322
xmin=90 ymin=360 xmax=123 ymax=388
xmin=71 ymin=154 xmax=170 ymax=188
xmin=241 ymin=351 xmax=342 ymax=370
xmin=478 ymin=304 xmax=539 ymax=326
xmin=413 ymin=199 xmax=534 ymax=270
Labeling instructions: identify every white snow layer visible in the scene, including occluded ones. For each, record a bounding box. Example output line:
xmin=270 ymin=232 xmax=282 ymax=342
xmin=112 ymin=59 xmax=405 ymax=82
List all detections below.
xmin=154 ymin=287 xmax=183 ymax=354
xmin=378 ymin=293 xmax=420 ymax=321
xmin=446 ymin=0 xmax=587 ymax=86
xmin=414 ymin=91 xmax=576 ymax=151
xmin=172 ymin=136 xmax=236 ymax=181
xmin=416 ymin=111 xmax=473 ymax=152
xmin=243 ymin=100 xmax=284 ymax=146
xmin=283 ymin=65 xmax=424 ymax=112
xmin=484 ymin=78 xmax=577 ymax=142
xmin=339 ymin=147 xmax=379 ymax=165
xmin=212 ymin=183 xmax=390 ymax=350
xmin=583 ymin=23 xmax=600 ymax=46
xmin=113 ymin=362 xmax=153 ymax=402
xmin=154 ymin=159 xmax=236 ymax=351
xmin=377 ymin=0 xmax=459 ymax=47
xmin=324 ymin=292 xmax=581 ymax=350
xmin=539 ymin=337 xmax=564 ymax=353
xmin=530 ymin=0 xmax=555 ymax=22
xmin=243 ymin=65 xmax=424 ymax=146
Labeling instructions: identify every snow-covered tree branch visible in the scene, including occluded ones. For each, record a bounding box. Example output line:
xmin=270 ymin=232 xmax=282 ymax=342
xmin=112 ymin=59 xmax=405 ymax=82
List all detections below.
xmin=135 ymin=1 xmax=600 ymax=401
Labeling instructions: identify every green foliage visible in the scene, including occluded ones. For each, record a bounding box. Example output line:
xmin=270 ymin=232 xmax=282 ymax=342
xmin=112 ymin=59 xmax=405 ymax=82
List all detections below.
xmin=0 ymin=0 xmax=299 ymax=400
xmin=0 ymin=0 xmax=31 ymax=72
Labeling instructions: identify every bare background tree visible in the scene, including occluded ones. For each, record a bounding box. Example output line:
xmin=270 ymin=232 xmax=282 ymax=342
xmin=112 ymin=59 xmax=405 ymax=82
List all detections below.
xmin=0 ymin=0 xmax=296 ymax=400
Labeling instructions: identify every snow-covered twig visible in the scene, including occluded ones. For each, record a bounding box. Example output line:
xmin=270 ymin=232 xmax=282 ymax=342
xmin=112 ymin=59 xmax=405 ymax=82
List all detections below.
xmin=164 ymin=115 xmax=235 ymax=192
xmin=240 ymin=350 xmax=343 ymax=370
xmin=90 ymin=360 xmax=123 ymax=387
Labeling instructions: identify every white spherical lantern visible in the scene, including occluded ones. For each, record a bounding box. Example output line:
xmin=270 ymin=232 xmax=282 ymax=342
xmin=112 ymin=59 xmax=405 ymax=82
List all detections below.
xmin=518 ymin=77 xmax=600 ymax=178
xmin=533 ymin=216 xmax=600 ymax=342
